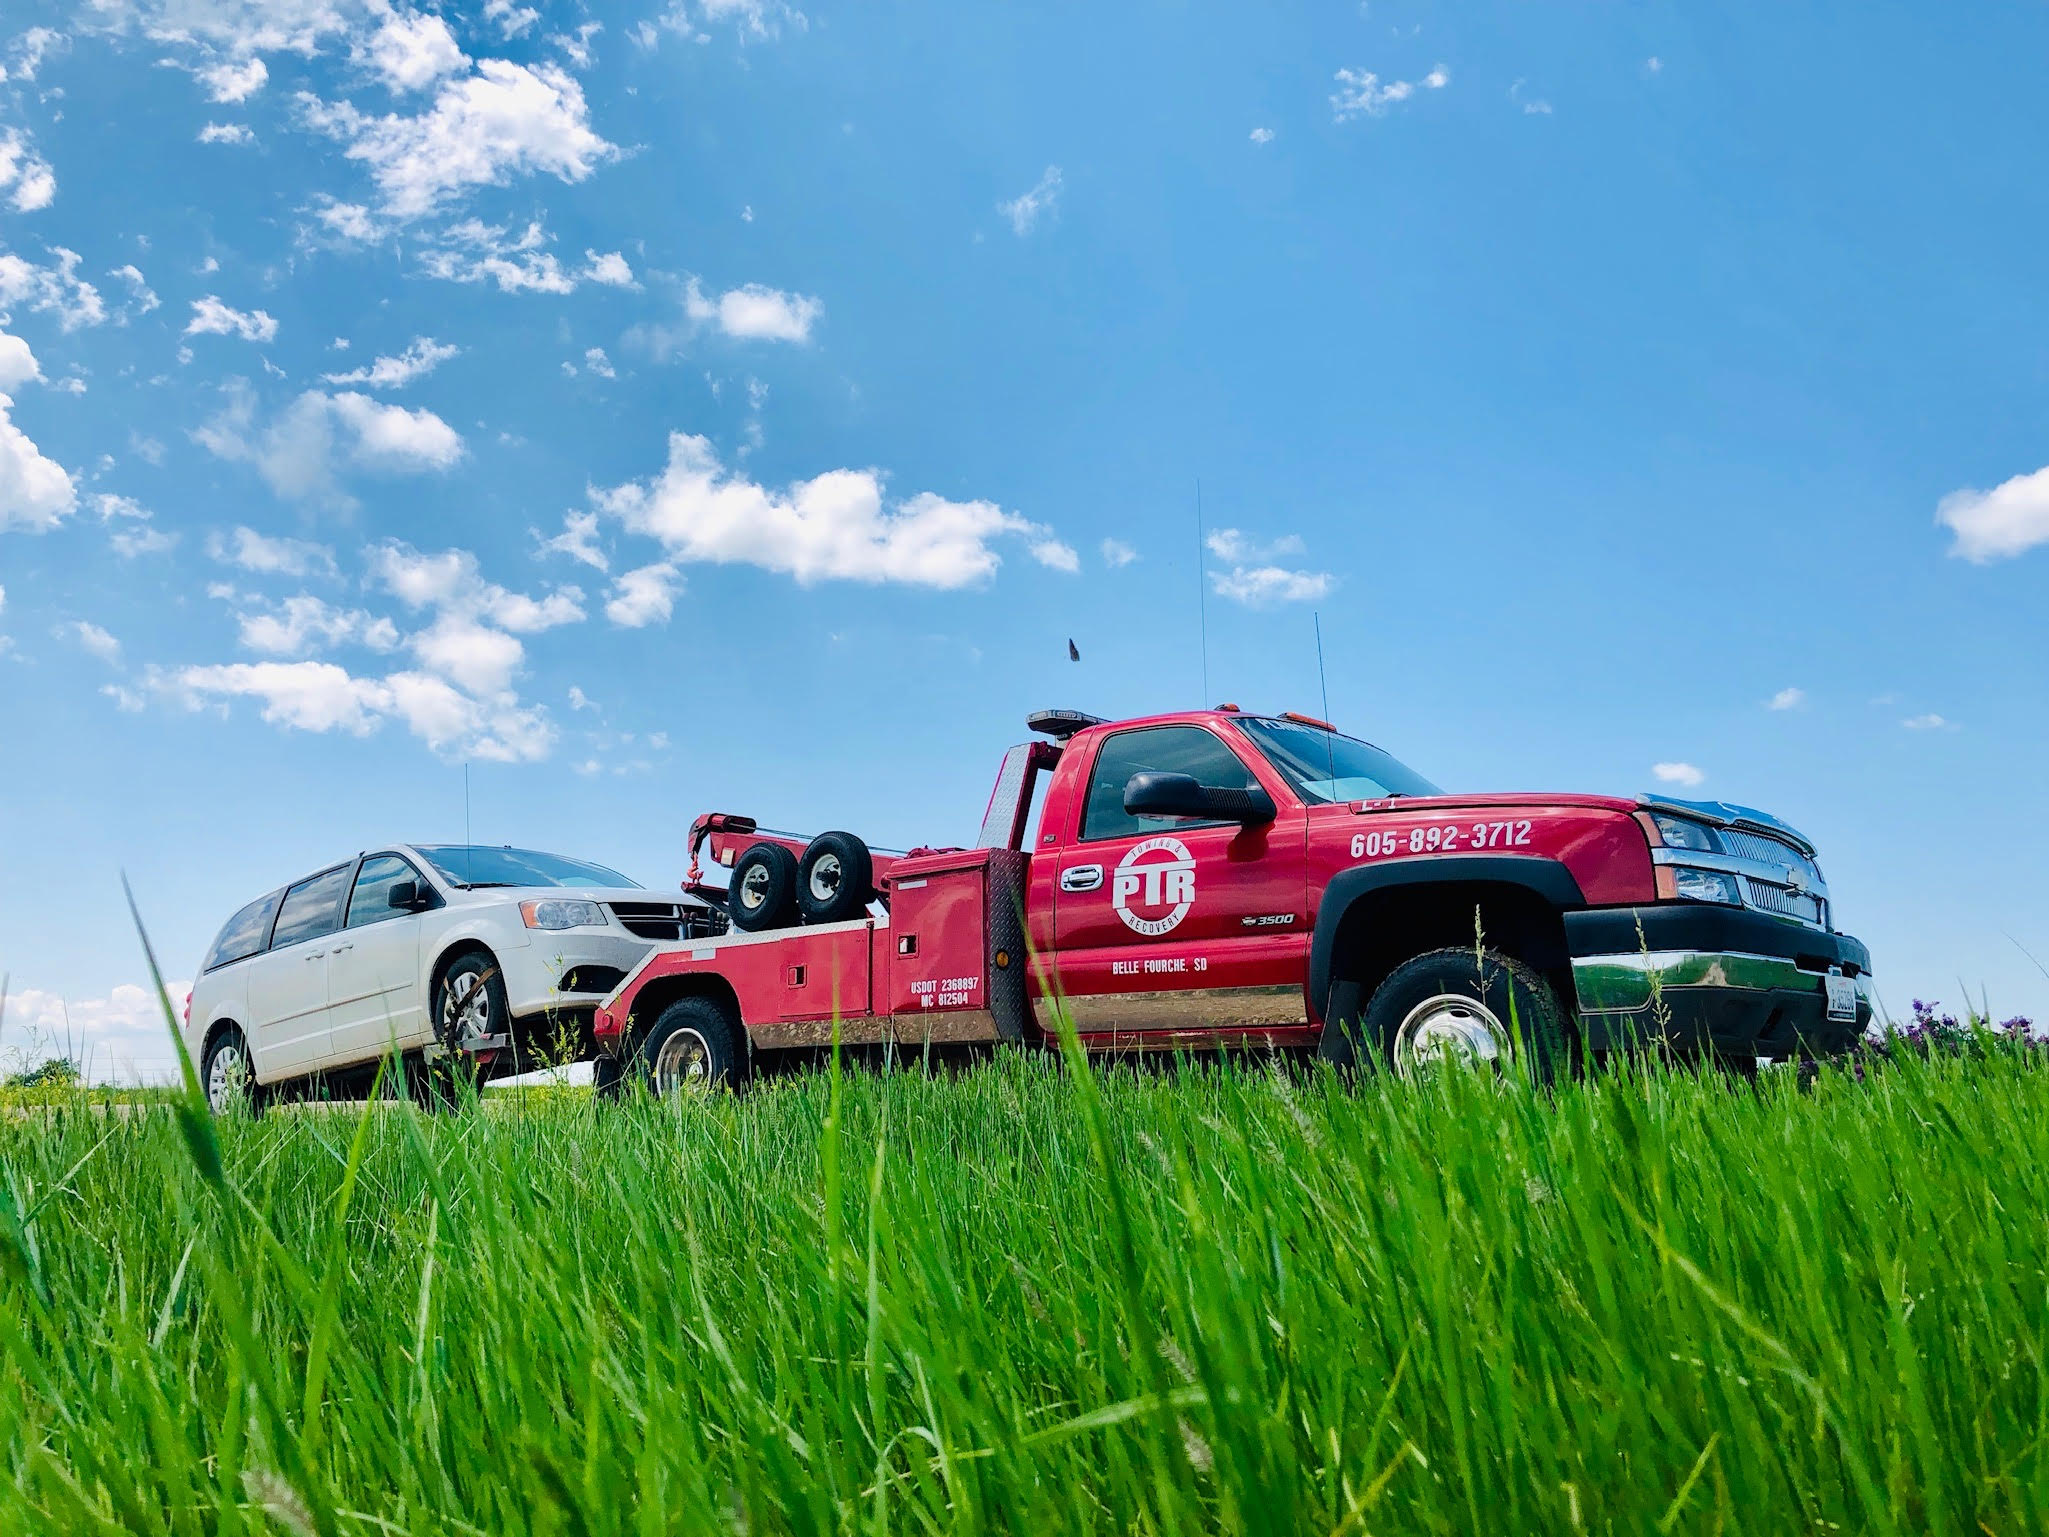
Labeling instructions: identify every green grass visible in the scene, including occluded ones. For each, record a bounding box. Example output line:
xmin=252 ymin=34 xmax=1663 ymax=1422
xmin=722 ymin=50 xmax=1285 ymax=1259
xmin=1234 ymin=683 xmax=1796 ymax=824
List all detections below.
xmin=4 ymin=1043 xmax=2049 ymax=1535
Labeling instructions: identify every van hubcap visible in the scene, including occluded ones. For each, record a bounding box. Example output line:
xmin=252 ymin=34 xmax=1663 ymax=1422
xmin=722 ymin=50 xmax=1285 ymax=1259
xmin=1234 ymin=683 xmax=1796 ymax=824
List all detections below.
xmin=1393 ymin=994 xmax=1507 ymax=1076
xmin=207 ymin=1043 xmax=249 ymax=1112
xmin=444 ymin=972 xmax=491 ymax=1044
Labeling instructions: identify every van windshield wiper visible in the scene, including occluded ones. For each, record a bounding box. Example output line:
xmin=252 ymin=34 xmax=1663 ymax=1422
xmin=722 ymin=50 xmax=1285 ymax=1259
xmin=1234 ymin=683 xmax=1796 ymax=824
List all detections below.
xmin=456 ymin=880 xmax=521 ymax=889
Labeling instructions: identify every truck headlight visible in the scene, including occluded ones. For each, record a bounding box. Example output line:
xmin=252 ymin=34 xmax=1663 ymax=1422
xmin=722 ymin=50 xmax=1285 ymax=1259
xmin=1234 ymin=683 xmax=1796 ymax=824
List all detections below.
xmin=520 ymin=899 xmax=608 ymax=930
xmin=1650 ymin=813 xmax=1724 ymax=854
xmin=1670 ymin=867 xmax=1742 ymax=905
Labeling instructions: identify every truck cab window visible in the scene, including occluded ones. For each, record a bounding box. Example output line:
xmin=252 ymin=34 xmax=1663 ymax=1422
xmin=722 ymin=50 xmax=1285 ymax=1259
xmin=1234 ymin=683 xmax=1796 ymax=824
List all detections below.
xmin=1081 ymin=726 xmax=1260 ymax=842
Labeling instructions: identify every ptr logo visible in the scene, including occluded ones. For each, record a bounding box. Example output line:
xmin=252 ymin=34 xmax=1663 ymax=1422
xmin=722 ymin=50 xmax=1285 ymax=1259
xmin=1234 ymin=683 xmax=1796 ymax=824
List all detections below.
xmin=1112 ymin=836 xmax=1196 ymax=936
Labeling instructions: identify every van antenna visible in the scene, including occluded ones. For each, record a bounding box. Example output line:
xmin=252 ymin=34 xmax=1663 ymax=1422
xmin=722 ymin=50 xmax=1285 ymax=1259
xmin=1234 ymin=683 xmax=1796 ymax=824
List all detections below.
xmin=1195 ymin=479 xmax=1210 ymax=706
xmin=464 ymin=762 xmax=472 ymax=882
xmin=1314 ymin=612 xmax=1337 ymax=793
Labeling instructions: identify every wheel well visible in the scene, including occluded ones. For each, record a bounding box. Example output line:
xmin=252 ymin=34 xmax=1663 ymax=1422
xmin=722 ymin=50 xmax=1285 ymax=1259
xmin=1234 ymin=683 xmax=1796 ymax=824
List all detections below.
xmin=429 ymin=939 xmax=496 ymax=996
xmin=199 ymin=1017 xmax=243 ymax=1062
xmin=627 ymin=973 xmax=742 ymax=1044
xmin=1326 ymin=881 xmax=1576 ymax=1019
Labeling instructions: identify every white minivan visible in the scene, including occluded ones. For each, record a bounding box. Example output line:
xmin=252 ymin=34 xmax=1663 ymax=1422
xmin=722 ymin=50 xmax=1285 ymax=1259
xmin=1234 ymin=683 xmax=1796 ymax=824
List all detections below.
xmin=185 ymin=844 xmax=722 ymax=1111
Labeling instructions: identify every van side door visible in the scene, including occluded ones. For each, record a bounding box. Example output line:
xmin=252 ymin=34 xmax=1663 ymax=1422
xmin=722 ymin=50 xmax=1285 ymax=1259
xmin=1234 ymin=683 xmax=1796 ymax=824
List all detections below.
xmin=244 ymin=864 xmax=353 ymax=1080
xmin=326 ymin=853 xmax=430 ymax=1067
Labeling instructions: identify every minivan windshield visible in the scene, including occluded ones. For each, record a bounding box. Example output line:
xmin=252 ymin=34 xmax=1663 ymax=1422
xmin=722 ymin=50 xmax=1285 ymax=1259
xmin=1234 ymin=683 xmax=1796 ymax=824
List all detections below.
xmin=1237 ymin=717 xmax=1442 ymax=804
xmin=415 ymin=846 xmax=640 ymax=890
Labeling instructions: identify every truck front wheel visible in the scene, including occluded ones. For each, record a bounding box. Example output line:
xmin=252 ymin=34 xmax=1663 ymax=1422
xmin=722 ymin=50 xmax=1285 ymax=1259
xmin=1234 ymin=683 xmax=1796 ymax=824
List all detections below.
xmin=1328 ymin=946 xmax=1568 ymax=1083
xmin=636 ymin=997 xmax=744 ymax=1097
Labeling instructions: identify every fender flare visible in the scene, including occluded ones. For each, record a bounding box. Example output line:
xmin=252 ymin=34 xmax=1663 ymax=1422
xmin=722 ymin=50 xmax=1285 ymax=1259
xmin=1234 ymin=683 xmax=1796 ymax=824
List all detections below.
xmin=1308 ymin=855 xmax=1586 ymax=1018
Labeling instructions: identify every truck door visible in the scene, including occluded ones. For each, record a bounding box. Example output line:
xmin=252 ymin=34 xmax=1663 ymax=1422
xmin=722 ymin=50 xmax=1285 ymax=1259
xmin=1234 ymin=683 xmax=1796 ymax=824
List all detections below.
xmin=1047 ymin=723 xmax=1309 ymax=1040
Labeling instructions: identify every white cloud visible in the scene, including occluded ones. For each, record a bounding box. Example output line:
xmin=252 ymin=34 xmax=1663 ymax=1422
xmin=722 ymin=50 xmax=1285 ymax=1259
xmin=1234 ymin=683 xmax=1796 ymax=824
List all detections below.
xmin=1651 ymin=761 xmax=1705 ymax=788
xmin=1902 ymin=713 xmax=1953 ymax=731
xmin=1028 ymin=537 xmax=1079 ymax=572
xmin=1646 ymin=56 xmax=1663 ymax=74
xmin=0 ymin=248 xmax=108 ymax=330
xmin=322 ymin=335 xmax=458 ymax=388
xmin=207 ymin=524 xmax=338 ymax=577
xmin=2 ymin=980 xmax=194 ymax=1085
xmin=406 ymin=610 xmax=525 ymax=693
xmin=417 ymin=218 xmax=632 ymax=292
xmin=582 ymin=346 xmax=615 ymax=378
xmin=185 ymin=295 xmax=279 ymax=342
xmin=108 ymin=264 xmax=161 ymax=313
xmin=163 ymin=658 xmax=393 ymax=733
xmin=1100 ymin=537 xmax=1139 ymax=568
xmin=0 ymin=392 xmax=77 ymax=532
xmin=8 ymin=28 xmax=64 ymax=83
xmin=0 ymin=331 xmax=41 ymax=391
xmin=604 ymin=562 xmax=681 ymax=627
xmin=1937 ymin=464 xmax=2049 ymax=563
xmin=199 ymin=56 xmax=268 ymax=102
xmin=197 ymin=121 xmax=255 ymax=143
xmin=1209 ymin=565 xmax=1332 ymax=605
xmin=539 ymin=508 xmax=607 ymax=569
xmin=234 ymin=593 xmax=399 ymax=655
xmin=197 ymin=385 xmax=463 ymax=503
xmin=0 ymin=127 xmax=57 ymax=212
xmin=683 ymin=277 xmax=821 ymax=342
xmin=312 ymin=197 xmax=381 ymax=242
xmin=1249 ymin=127 xmax=1275 ymax=144
xmin=998 ymin=165 xmax=1062 ymax=235
xmin=359 ymin=10 xmax=467 ymax=92
xmin=1767 ymin=687 xmax=1806 ymax=711
xmin=567 ymin=684 xmax=595 ymax=710
xmin=110 ymin=524 xmax=177 ymax=557
xmin=1202 ymin=528 xmax=1330 ymax=605
xmin=1331 ymin=64 xmax=1449 ymax=121
xmin=483 ymin=0 xmax=541 ymax=39
xmin=591 ymin=431 xmax=1066 ymax=589
xmin=298 ymin=59 xmax=617 ymax=220
xmin=62 ymin=619 xmax=122 ymax=663
xmin=367 ymin=541 xmax=584 ymax=632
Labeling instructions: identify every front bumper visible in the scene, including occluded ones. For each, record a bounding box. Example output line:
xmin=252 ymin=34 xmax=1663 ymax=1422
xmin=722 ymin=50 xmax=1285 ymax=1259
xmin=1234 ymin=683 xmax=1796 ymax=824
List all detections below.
xmin=501 ymin=931 xmax=657 ymax=1020
xmin=1566 ymin=905 xmax=1873 ymax=1058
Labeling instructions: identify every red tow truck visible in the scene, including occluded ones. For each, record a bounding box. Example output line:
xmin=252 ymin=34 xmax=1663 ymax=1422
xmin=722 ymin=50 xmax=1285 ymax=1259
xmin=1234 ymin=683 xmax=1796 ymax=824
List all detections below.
xmin=592 ymin=707 xmax=1874 ymax=1090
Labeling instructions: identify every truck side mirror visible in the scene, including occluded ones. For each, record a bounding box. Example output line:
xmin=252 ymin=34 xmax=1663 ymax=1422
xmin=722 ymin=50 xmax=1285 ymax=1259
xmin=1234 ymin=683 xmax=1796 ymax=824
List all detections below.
xmin=387 ymin=879 xmax=425 ymax=911
xmin=1123 ymin=772 xmax=1276 ymax=824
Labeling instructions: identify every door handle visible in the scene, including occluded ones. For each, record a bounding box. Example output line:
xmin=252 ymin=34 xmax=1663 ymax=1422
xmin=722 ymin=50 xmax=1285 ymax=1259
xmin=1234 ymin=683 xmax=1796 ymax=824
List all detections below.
xmin=1060 ymin=864 xmax=1104 ymax=893
xmin=307 ymin=950 xmax=325 ymax=960
xmin=331 ymin=942 xmax=353 ymax=954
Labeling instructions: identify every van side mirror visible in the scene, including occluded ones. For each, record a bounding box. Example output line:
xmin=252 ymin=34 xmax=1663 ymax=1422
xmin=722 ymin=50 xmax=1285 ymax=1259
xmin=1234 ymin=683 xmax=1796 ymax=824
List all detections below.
xmin=1123 ymin=771 xmax=1276 ymax=824
xmin=387 ymin=879 xmax=426 ymax=911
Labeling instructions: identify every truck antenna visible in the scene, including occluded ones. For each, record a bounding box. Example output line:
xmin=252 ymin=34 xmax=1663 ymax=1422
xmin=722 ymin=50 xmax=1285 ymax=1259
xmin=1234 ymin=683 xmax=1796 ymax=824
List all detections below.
xmin=1315 ymin=612 xmax=1337 ymax=790
xmin=1196 ymin=479 xmax=1210 ymax=706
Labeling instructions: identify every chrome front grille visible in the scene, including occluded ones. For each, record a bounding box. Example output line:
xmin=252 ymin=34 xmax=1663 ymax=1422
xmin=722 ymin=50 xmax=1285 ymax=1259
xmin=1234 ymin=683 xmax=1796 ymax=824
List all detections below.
xmin=1741 ymin=878 xmax=1826 ymax=928
xmin=1718 ymin=828 xmax=1821 ymax=888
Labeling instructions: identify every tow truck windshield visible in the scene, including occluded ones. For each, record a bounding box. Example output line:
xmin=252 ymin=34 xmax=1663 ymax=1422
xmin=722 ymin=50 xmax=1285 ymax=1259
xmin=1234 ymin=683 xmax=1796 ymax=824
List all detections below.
xmin=1238 ymin=717 xmax=1442 ymax=804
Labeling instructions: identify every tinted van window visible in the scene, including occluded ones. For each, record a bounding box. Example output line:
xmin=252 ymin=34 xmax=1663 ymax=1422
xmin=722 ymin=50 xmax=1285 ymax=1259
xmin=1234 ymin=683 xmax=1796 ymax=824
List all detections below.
xmin=204 ymin=890 xmax=282 ymax=971
xmin=346 ymin=854 xmax=424 ymax=928
xmin=269 ymin=866 xmax=352 ymax=950
xmin=1082 ymin=726 xmax=1261 ymax=842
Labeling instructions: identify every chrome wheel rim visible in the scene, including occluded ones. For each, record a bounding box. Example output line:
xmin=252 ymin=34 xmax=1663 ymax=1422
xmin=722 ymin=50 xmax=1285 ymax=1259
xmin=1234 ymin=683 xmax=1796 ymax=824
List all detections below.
xmin=736 ymin=864 xmax=770 ymax=915
xmin=1393 ymin=993 xmax=1508 ymax=1077
xmin=444 ymin=971 xmax=492 ymax=1044
xmin=653 ymin=1027 xmax=713 ymax=1095
xmin=807 ymin=852 xmax=843 ymax=904
xmin=206 ymin=1043 xmax=249 ymax=1113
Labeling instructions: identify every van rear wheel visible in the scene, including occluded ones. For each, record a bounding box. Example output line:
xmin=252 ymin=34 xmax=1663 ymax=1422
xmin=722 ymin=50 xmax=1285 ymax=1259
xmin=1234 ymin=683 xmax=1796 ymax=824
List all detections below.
xmin=202 ymin=1026 xmax=262 ymax=1116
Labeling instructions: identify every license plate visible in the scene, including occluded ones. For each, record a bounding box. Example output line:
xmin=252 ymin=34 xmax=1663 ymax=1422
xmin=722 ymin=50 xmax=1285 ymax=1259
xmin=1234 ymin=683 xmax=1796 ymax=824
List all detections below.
xmin=1824 ymin=973 xmax=1858 ymax=1021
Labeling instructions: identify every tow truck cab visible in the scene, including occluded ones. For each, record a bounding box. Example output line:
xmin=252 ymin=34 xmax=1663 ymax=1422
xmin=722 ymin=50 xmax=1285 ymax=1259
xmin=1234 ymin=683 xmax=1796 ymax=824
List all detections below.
xmin=593 ymin=707 xmax=1873 ymax=1078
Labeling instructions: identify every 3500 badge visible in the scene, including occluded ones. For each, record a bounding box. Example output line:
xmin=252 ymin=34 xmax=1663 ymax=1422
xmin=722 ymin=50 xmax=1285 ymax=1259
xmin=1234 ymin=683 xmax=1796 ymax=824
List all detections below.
xmin=1350 ymin=820 xmax=1532 ymax=859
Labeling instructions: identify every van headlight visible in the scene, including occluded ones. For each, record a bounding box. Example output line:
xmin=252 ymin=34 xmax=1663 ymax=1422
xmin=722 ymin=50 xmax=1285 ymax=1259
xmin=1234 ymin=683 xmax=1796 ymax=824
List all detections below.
xmin=520 ymin=899 xmax=608 ymax=930
xmin=1670 ymin=867 xmax=1742 ymax=905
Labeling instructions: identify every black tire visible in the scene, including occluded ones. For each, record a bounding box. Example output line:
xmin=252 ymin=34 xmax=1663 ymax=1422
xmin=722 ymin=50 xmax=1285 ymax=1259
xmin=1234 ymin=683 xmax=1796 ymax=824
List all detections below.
xmin=796 ymin=831 xmax=873 ymax=925
xmin=634 ymin=996 xmax=744 ymax=1097
xmin=593 ymin=1053 xmax=626 ymax=1100
xmin=727 ymin=842 xmax=799 ymax=932
xmin=201 ymin=1025 xmax=263 ymax=1117
xmin=411 ymin=1053 xmax=478 ymax=1113
xmin=435 ymin=948 xmax=509 ymax=1054
xmin=1328 ymin=946 xmax=1569 ymax=1083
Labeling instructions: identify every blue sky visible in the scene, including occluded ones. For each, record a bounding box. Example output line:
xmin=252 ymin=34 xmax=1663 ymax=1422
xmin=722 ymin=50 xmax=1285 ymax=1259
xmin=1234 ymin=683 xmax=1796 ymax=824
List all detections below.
xmin=2 ymin=1 xmax=2046 ymax=1078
